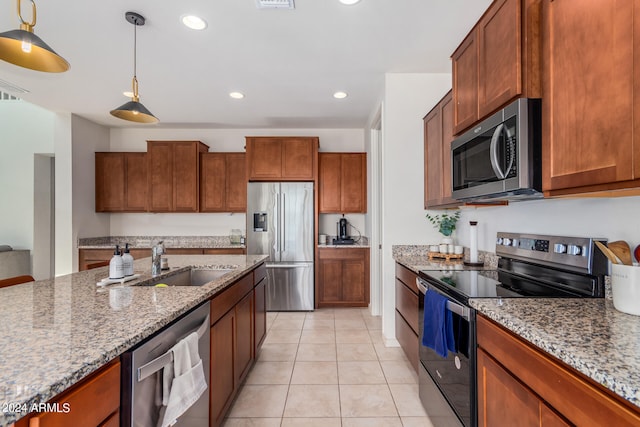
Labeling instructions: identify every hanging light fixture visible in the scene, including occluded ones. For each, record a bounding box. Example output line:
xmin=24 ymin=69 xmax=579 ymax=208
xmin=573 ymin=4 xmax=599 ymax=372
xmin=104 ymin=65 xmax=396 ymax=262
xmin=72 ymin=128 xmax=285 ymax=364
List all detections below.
xmin=110 ymin=12 xmax=158 ymax=124
xmin=0 ymin=0 xmax=69 ymax=72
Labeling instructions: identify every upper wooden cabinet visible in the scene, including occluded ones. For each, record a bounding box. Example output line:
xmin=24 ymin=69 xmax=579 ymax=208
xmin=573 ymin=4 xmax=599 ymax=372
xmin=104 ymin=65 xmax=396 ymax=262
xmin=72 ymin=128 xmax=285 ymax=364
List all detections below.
xmin=147 ymin=141 xmax=209 ymax=212
xmin=200 ymin=153 xmax=247 ymax=212
xmin=95 ymin=152 xmax=147 ymax=212
xmin=452 ymin=0 xmax=541 ymax=135
xmin=424 ymin=91 xmax=459 ymax=208
xmin=245 ymin=137 xmax=318 ymax=181
xmin=541 ymin=0 xmax=640 ymax=196
xmin=319 ymin=153 xmax=367 ymax=213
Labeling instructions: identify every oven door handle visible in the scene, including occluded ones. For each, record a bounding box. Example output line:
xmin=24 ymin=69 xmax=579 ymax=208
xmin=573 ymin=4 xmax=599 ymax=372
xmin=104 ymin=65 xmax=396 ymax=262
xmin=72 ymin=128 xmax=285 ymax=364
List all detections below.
xmin=416 ymin=278 xmax=471 ymax=321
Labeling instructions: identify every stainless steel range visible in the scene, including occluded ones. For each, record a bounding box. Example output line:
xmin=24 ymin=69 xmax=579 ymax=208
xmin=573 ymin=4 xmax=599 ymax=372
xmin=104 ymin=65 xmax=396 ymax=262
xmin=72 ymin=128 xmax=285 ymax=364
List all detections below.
xmin=417 ymin=232 xmax=608 ymax=427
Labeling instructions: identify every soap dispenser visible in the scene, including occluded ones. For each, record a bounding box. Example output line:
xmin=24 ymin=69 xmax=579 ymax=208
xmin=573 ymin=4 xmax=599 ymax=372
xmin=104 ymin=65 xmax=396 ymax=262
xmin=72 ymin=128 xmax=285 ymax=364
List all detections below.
xmin=121 ymin=243 xmax=134 ymax=277
xmin=109 ymin=245 xmax=125 ymax=279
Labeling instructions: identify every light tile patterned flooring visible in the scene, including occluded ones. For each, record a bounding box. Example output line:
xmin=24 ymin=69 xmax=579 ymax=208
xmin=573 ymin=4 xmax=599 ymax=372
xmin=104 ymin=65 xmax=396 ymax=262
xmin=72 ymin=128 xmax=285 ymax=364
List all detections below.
xmin=223 ymin=308 xmax=435 ymax=427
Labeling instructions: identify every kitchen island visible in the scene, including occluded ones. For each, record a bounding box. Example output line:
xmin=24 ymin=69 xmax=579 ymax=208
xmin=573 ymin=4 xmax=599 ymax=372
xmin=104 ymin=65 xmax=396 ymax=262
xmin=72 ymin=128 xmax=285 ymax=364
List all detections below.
xmin=0 ymin=254 xmax=267 ymax=426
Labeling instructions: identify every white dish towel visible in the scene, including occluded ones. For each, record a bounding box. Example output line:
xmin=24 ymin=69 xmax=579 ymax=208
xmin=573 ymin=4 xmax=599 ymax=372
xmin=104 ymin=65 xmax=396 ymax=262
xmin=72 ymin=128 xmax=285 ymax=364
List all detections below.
xmin=159 ymin=332 xmax=207 ymax=427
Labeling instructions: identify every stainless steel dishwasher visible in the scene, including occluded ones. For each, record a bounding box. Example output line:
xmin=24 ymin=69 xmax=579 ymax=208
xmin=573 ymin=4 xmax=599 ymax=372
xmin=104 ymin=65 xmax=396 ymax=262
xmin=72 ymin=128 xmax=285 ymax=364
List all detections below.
xmin=121 ymin=301 xmax=210 ymax=427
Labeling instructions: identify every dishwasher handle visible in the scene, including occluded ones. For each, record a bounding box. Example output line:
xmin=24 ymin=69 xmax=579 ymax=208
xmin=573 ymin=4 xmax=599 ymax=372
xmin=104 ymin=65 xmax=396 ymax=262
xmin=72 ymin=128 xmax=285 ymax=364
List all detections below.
xmin=416 ymin=278 xmax=471 ymax=321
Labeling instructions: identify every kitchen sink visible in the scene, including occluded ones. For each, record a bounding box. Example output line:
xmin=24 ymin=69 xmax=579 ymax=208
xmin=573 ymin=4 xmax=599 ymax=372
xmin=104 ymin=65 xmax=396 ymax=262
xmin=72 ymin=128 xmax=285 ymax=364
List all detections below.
xmin=144 ymin=268 xmax=235 ymax=287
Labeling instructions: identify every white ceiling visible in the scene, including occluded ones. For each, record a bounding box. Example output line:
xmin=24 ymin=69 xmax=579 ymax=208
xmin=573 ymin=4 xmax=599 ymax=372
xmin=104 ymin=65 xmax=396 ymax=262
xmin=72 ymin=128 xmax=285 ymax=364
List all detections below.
xmin=0 ymin=0 xmax=492 ymax=129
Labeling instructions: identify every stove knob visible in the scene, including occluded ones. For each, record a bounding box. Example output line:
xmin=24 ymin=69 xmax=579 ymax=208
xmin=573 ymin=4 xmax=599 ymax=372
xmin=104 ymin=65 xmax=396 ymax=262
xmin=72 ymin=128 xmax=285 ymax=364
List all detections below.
xmin=567 ymin=244 xmax=582 ymax=256
xmin=503 ymin=238 xmax=512 ymax=246
xmin=554 ymin=243 xmax=567 ymax=254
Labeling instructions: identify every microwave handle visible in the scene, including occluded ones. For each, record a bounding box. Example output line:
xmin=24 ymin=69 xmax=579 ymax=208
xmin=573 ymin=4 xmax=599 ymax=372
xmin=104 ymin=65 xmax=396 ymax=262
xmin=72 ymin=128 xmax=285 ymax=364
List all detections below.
xmin=490 ymin=123 xmax=507 ymax=179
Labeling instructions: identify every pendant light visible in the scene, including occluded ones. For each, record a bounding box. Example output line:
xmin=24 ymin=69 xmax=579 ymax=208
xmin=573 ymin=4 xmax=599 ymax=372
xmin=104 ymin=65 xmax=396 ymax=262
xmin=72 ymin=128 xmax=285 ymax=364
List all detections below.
xmin=110 ymin=12 xmax=158 ymax=124
xmin=0 ymin=0 xmax=69 ymax=72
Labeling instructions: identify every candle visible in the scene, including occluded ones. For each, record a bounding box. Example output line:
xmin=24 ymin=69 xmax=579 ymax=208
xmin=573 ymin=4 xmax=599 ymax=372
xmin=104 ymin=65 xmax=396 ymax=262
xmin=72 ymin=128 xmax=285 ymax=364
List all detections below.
xmin=469 ymin=221 xmax=478 ymax=263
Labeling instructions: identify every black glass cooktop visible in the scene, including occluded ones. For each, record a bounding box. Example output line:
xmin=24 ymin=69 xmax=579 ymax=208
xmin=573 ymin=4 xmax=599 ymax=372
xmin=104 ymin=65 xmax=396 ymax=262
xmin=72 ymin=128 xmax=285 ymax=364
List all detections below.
xmin=419 ymin=270 xmax=523 ymax=302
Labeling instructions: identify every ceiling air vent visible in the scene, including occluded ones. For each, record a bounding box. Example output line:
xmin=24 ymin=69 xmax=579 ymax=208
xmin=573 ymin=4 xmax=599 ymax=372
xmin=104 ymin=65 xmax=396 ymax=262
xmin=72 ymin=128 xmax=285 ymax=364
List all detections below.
xmin=0 ymin=78 xmax=29 ymax=95
xmin=0 ymin=91 xmax=21 ymax=101
xmin=256 ymin=0 xmax=295 ymax=9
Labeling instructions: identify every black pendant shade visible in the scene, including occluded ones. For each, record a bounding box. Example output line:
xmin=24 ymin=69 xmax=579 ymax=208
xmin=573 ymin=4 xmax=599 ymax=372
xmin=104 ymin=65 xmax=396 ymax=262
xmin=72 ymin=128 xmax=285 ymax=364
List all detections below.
xmin=0 ymin=1 xmax=69 ymax=73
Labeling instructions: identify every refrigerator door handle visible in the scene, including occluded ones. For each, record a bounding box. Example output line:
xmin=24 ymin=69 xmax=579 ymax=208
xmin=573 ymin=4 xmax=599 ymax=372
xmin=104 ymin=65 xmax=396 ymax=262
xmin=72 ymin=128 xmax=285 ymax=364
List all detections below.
xmin=281 ymin=192 xmax=286 ymax=253
xmin=274 ymin=192 xmax=280 ymax=256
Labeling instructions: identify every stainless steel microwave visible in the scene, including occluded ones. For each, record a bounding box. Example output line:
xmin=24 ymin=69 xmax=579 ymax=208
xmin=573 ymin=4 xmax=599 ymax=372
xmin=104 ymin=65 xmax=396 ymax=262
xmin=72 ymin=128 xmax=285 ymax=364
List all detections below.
xmin=451 ymin=98 xmax=542 ymax=202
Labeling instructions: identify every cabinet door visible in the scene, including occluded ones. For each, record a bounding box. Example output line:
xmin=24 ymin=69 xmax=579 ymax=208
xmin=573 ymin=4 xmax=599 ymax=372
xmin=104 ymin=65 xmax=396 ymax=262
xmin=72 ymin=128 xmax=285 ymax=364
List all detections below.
xmin=342 ymin=258 xmax=366 ymax=303
xmin=282 ymin=138 xmax=315 ymax=180
xmin=341 ymin=153 xmax=366 ymax=213
xmin=124 ymin=153 xmax=148 ymax=211
xmin=254 ymin=278 xmax=266 ymax=354
xmin=424 ymin=106 xmax=443 ymax=208
xmin=246 ymin=138 xmax=282 ymax=180
xmin=210 ymin=309 xmax=235 ymax=427
xmin=173 ymin=142 xmax=200 ymax=212
xmin=440 ymin=93 xmax=455 ymax=204
xmin=147 ymin=142 xmax=174 ymax=211
xmin=235 ymin=291 xmax=254 ymax=385
xmin=477 ymin=348 xmax=542 ymax=427
xmin=225 ymin=153 xmax=247 ymax=212
xmin=319 ymin=153 xmax=342 ymax=212
xmin=542 ymin=0 xmax=634 ymax=192
xmin=95 ymin=153 xmax=124 ymax=212
xmin=200 ymin=153 xmax=226 ymax=212
xmin=478 ymin=0 xmax=522 ymax=118
xmin=453 ymin=32 xmax=479 ymax=135
xmin=318 ymin=258 xmax=343 ymax=304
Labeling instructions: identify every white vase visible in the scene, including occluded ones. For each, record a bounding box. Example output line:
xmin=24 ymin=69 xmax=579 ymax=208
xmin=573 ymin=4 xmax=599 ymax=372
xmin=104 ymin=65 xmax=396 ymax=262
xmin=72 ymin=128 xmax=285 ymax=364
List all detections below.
xmin=441 ymin=236 xmax=453 ymax=245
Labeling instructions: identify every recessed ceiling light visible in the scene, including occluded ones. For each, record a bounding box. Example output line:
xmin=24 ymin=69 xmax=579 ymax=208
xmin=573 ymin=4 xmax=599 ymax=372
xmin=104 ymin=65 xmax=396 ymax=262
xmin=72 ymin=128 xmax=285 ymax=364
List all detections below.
xmin=229 ymin=92 xmax=245 ymax=99
xmin=182 ymin=15 xmax=207 ymax=30
xmin=339 ymin=0 xmax=361 ymax=5
xmin=333 ymin=91 xmax=348 ymax=99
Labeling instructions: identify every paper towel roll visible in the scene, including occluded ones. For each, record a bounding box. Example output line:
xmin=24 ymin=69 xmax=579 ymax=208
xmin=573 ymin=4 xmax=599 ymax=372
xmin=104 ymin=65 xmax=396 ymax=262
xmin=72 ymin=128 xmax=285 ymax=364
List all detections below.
xmin=469 ymin=221 xmax=478 ymax=263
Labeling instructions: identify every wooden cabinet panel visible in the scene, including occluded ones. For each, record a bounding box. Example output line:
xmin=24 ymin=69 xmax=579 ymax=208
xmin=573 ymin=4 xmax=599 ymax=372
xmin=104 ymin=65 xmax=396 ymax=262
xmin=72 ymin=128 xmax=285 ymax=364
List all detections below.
xmin=26 ymin=359 xmax=120 ymax=427
xmin=452 ymin=33 xmax=478 ymax=135
xmin=395 ymin=279 xmax=419 ymax=335
xmin=200 ymin=153 xmax=247 ymax=213
xmin=246 ymin=137 xmax=317 ymax=181
xmin=318 ymin=153 xmax=342 ymax=212
xmin=319 ymin=153 xmax=367 ymax=213
xmin=395 ymin=310 xmax=419 ymax=373
xmin=254 ymin=278 xmax=266 ymax=354
xmin=226 ymin=153 xmax=247 ymax=212
xmin=478 ymin=0 xmax=522 ymax=118
xmin=147 ymin=141 xmax=208 ymax=212
xmin=124 ymin=153 xmax=148 ymax=211
xmin=210 ymin=309 xmax=235 ymax=427
xmin=477 ymin=315 xmax=640 ymax=426
xmin=235 ymin=292 xmax=254 ymax=384
xmin=202 ymin=248 xmax=246 ymax=255
xmin=317 ymin=248 xmax=370 ymax=307
xmin=95 ymin=153 xmax=124 ymax=212
xmin=424 ymin=91 xmax=459 ymax=208
xmin=542 ymin=0 xmax=635 ymax=194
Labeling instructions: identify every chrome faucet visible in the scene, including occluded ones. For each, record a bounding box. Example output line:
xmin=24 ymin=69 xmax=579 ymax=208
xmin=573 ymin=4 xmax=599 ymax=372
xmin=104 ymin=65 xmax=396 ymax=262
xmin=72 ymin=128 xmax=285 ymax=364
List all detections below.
xmin=152 ymin=240 xmax=164 ymax=276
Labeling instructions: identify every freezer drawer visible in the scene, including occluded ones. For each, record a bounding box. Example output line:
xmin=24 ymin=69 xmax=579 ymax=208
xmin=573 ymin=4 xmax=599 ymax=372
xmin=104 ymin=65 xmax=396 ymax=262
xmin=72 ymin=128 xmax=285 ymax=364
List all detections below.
xmin=266 ymin=262 xmax=314 ymax=311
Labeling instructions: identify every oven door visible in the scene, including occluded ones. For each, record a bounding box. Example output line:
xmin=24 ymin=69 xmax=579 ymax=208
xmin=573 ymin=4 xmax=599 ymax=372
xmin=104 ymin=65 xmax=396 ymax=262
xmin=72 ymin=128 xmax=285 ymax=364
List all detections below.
xmin=417 ymin=278 xmax=476 ymax=427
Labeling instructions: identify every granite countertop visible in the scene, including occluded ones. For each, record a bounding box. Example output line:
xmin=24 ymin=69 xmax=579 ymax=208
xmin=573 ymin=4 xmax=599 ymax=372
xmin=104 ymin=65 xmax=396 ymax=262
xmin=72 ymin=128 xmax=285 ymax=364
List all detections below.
xmin=77 ymin=235 xmax=245 ymax=249
xmin=0 ymin=254 xmax=267 ymax=426
xmin=392 ymin=244 xmax=498 ymax=275
xmin=471 ymin=298 xmax=640 ymax=410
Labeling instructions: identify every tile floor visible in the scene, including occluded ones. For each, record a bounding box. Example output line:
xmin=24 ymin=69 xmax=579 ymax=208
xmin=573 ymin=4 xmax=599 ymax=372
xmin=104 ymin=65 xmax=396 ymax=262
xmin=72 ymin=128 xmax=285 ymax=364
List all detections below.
xmin=223 ymin=307 xmax=438 ymax=427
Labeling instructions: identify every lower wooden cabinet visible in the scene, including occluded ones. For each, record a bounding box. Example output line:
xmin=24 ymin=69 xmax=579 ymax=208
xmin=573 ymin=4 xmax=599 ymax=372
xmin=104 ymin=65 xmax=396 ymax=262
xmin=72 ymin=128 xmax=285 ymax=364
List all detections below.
xmin=394 ymin=263 xmax=419 ymax=372
xmin=210 ymin=309 xmax=235 ymax=427
xmin=15 ymin=359 xmax=120 ymax=427
xmin=235 ymin=292 xmax=254 ymax=385
xmin=254 ymin=277 xmax=267 ymax=354
xmin=477 ymin=315 xmax=640 ymax=426
xmin=317 ymin=247 xmax=370 ymax=308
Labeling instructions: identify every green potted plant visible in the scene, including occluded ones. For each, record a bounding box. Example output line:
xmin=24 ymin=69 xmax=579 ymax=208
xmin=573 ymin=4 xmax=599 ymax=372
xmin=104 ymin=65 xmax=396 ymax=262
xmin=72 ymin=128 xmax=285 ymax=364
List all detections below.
xmin=426 ymin=210 xmax=461 ymax=244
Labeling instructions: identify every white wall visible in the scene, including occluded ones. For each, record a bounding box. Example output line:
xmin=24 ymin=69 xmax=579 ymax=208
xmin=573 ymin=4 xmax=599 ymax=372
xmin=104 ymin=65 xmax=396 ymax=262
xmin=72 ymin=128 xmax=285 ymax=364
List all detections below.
xmin=380 ymin=73 xmax=452 ymax=343
xmin=0 ymin=100 xmax=55 ymax=252
xmin=107 ymin=128 xmax=365 ymax=237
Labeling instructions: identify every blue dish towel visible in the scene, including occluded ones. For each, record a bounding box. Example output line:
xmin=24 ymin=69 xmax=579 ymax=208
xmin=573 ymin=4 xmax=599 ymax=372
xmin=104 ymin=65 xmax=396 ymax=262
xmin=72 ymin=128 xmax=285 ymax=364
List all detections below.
xmin=422 ymin=289 xmax=456 ymax=358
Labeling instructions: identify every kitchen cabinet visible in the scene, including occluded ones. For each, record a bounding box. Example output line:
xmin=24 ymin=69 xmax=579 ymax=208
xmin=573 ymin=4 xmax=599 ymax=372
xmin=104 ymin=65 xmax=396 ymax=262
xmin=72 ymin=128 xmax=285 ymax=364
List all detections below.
xmin=254 ymin=263 xmax=267 ymax=354
xmin=200 ymin=153 xmax=247 ymax=213
xmin=245 ymin=136 xmax=318 ymax=181
xmin=477 ymin=314 xmax=640 ymax=426
xmin=317 ymin=247 xmax=369 ymax=307
xmin=452 ymin=0 xmax=541 ymax=135
xmin=95 ymin=152 xmax=147 ymax=212
xmin=423 ymin=91 xmax=459 ymax=208
xmin=541 ymin=0 xmax=640 ymax=196
xmin=394 ymin=263 xmax=419 ymax=372
xmin=319 ymin=153 xmax=367 ymax=213
xmin=15 ymin=359 xmax=120 ymax=427
xmin=147 ymin=140 xmax=209 ymax=212
xmin=209 ymin=267 xmax=262 ymax=427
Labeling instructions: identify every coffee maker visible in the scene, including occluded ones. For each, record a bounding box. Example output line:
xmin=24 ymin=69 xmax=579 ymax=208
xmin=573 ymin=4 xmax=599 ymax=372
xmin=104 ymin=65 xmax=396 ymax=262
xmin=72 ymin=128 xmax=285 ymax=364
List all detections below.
xmin=333 ymin=216 xmax=355 ymax=245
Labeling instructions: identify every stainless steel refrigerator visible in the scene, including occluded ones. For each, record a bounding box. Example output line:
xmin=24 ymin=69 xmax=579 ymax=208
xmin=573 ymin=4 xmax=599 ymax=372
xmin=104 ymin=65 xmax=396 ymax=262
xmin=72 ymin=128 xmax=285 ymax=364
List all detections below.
xmin=247 ymin=182 xmax=314 ymax=311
